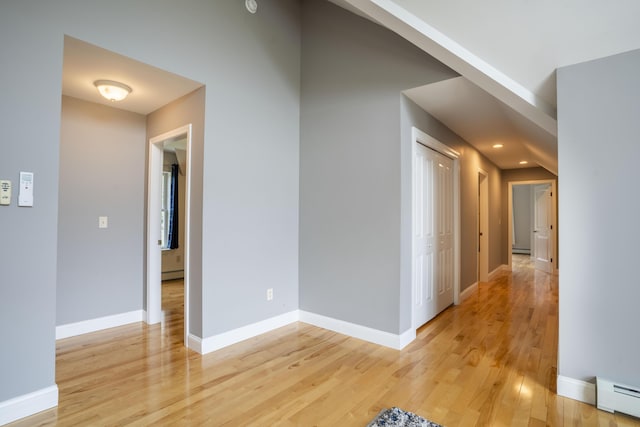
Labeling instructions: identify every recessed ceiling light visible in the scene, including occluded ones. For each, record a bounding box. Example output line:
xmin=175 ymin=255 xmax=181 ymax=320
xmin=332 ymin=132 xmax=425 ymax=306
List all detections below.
xmin=519 ymin=160 xmax=528 ymax=165
xmin=492 ymin=144 xmax=503 ymax=148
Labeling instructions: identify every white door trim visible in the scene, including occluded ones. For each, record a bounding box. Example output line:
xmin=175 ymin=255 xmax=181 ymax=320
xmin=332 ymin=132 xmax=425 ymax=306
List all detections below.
xmin=147 ymin=124 xmax=192 ymax=345
xmin=411 ymin=127 xmax=461 ymax=331
xmin=507 ymin=179 xmax=557 ymax=272
xmin=478 ymin=169 xmax=489 ymax=282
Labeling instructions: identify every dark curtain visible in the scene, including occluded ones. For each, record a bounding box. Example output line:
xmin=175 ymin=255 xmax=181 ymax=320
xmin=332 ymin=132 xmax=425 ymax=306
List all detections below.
xmin=167 ymin=163 xmax=179 ymax=249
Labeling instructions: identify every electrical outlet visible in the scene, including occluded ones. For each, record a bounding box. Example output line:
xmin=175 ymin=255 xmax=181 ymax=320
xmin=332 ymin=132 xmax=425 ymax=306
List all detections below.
xmin=98 ymin=216 xmax=108 ymax=229
xmin=267 ymin=288 xmax=273 ymax=301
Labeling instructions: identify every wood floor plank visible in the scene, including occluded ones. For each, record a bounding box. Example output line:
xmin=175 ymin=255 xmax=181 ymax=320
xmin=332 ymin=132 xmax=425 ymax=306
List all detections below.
xmin=7 ymin=260 xmax=640 ymax=426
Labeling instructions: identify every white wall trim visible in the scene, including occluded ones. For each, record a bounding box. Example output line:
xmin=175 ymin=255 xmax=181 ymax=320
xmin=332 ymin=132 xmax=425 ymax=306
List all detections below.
xmin=300 ymin=310 xmax=415 ymax=350
xmin=187 ymin=333 xmax=203 ymax=353
xmin=56 ymin=310 xmax=144 ymax=340
xmin=557 ymin=375 xmax=596 ymax=405
xmin=459 ymin=282 xmax=478 ymax=302
xmin=399 ymin=328 xmax=417 ymax=349
xmin=0 ymin=385 xmax=58 ymax=426
xmin=193 ymin=310 xmax=300 ymax=355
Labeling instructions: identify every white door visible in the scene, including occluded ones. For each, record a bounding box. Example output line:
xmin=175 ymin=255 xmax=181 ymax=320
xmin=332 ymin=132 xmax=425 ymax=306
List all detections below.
xmin=413 ymin=143 xmax=454 ymax=328
xmin=436 ymin=154 xmax=454 ymax=314
xmin=533 ymin=184 xmax=553 ymax=273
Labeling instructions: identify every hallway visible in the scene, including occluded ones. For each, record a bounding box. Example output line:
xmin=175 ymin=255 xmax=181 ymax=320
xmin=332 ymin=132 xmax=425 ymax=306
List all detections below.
xmin=9 ymin=264 xmax=639 ymax=426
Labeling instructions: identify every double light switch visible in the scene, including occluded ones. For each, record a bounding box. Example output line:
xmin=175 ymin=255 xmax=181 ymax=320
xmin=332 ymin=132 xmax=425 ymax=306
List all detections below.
xmin=0 ymin=180 xmax=11 ymax=205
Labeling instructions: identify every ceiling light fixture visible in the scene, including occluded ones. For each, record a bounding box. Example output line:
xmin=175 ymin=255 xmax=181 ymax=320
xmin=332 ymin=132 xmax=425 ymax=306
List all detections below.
xmin=492 ymin=143 xmax=503 ymax=148
xmin=519 ymin=160 xmax=529 ymax=165
xmin=245 ymin=0 xmax=257 ymax=13
xmin=94 ymin=80 xmax=132 ymax=102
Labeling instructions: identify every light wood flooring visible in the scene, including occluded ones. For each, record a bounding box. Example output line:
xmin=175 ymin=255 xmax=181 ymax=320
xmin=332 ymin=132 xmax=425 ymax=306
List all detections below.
xmin=10 ymin=259 xmax=640 ymax=426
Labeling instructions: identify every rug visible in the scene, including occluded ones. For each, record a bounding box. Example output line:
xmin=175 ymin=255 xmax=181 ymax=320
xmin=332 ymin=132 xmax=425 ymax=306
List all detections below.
xmin=366 ymin=407 xmax=443 ymax=427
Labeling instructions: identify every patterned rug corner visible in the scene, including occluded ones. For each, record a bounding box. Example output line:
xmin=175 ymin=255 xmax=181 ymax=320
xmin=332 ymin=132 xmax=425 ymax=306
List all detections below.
xmin=366 ymin=407 xmax=443 ymax=427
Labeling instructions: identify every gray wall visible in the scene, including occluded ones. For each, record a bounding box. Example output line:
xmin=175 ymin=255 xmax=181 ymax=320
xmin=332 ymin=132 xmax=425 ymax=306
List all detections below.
xmin=558 ymin=49 xmax=640 ymax=386
xmin=0 ymin=3 xmax=61 ymax=401
xmin=0 ymin=0 xmax=300 ymax=405
xmin=57 ymin=96 xmax=146 ymax=325
xmin=147 ymin=87 xmax=205 ymax=338
xmin=200 ymin=2 xmax=301 ymax=337
xmin=299 ymin=0 xmax=502 ymax=335
xmin=299 ymin=0 xmax=457 ymax=335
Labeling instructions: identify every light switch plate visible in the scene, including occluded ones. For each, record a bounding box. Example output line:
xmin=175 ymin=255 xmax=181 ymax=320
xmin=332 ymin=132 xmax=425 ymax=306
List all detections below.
xmin=0 ymin=180 xmax=11 ymax=206
xmin=99 ymin=216 xmax=108 ymax=229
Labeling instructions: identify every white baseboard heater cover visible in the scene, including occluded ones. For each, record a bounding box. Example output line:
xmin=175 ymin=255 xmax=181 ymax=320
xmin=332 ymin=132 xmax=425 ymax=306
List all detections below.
xmin=597 ymin=377 xmax=640 ymax=418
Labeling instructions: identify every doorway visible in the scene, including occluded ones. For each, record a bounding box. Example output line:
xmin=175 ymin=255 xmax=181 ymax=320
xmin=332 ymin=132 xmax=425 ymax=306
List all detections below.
xmin=507 ymin=180 xmax=556 ymax=273
xmin=411 ymin=127 xmax=460 ymax=330
xmin=147 ymin=125 xmax=192 ymax=345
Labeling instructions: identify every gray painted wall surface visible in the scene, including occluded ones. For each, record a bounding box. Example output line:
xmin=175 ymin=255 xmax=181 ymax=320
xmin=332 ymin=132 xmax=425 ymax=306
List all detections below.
xmin=0 ymin=0 xmax=300 ymax=404
xmin=299 ymin=0 xmax=461 ymax=334
xmin=558 ymin=49 xmax=640 ymax=386
xmin=200 ymin=1 xmax=301 ymax=337
xmin=147 ymin=88 xmax=205 ymax=338
xmin=57 ymin=96 xmax=146 ymax=325
xmin=0 ymin=3 xmax=60 ymax=401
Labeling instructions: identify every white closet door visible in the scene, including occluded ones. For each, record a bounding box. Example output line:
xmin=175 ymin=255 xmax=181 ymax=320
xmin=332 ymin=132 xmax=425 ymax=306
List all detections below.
xmin=413 ymin=143 xmax=454 ymax=328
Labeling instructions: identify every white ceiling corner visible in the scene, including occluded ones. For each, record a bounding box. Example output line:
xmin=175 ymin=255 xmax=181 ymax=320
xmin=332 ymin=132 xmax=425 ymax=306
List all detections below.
xmin=332 ymin=0 xmax=640 ymax=174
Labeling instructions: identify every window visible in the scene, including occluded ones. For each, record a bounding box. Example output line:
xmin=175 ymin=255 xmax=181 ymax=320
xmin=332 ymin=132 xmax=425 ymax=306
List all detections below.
xmin=161 ymin=171 xmax=171 ymax=249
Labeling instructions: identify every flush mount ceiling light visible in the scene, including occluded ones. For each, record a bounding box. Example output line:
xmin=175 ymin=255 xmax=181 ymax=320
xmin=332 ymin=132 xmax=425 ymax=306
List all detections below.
xmin=492 ymin=143 xmax=504 ymax=148
xmin=94 ymin=80 xmax=132 ymax=102
xmin=519 ymin=160 xmax=529 ymax=165
xmin=245 ymin=0 xmax=257 ymax=13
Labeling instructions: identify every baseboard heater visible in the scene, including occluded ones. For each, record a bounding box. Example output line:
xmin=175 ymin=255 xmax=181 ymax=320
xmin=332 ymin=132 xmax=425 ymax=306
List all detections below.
xmin=597 ymin=377 xmax=640 ymax=418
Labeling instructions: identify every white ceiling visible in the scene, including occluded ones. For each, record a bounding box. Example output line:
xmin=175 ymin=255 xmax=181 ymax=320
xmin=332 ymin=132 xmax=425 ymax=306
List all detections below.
xmin=391 ymin=0 xmax=640 ymax=109
xmin=333 ymin=0 xmax=640 ymax=174
xmin=62 ymin=36 xmax=202 ymax=115
xmin=404 ymin=77 xmax=556 ymax=171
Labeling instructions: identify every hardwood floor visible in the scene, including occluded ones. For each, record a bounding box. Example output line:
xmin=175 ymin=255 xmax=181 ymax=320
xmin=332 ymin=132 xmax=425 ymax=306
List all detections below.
xmin=10 ymin=263 xmax=640 ymax=426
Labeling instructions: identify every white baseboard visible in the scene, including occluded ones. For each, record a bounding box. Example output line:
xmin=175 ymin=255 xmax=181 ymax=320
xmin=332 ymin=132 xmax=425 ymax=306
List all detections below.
xmin=557 ymin=375 xmax=596 ymax=405
xmin=0 ymin=385 xmax=58 ymax=426
xmin=191 ymin=310 xmax=300 ymax=355
xmin=460 ymin=282 xmax=478 ymax=302
xmin=299 ymin=310 xmax=415 ymax=350
xmin=56 ymin=310 xmax=144 ymax=340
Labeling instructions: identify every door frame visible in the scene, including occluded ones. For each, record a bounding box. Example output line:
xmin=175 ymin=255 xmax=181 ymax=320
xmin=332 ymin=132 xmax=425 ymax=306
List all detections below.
xmin=147 ymin=124 xmax=192 ymax=345
xmin=478 ymin=169 xmax=489 ymax=282
xmin=411 ymin=127 xmax=460 ymax=330
xmin=507 ymin=179 xmax=557 ymax=272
